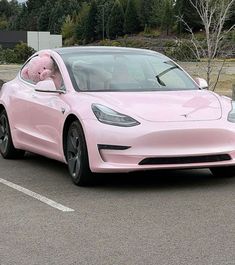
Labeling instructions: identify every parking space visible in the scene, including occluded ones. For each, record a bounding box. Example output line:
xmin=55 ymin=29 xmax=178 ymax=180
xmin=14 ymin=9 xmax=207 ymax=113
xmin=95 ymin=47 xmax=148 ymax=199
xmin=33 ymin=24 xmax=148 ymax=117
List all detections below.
xmin=1 ymin=154 xmax=235 ymax=265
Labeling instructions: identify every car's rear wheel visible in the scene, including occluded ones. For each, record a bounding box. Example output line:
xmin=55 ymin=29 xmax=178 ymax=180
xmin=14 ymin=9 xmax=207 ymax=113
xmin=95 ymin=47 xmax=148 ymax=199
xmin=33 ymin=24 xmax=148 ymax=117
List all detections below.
xmin=66 ymin=120 xmax=93 ymax=186
xmin=210 ymin=166 xmax=235 ymax=178
xmin=0 ymin=110 xmax=25 ymax=159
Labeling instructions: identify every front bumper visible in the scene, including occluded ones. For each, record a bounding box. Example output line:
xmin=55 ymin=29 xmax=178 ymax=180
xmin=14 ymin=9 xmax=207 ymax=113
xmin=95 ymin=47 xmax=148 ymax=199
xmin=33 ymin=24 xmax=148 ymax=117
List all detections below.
xmin=83 ymin=119 xmax=235 ymax=173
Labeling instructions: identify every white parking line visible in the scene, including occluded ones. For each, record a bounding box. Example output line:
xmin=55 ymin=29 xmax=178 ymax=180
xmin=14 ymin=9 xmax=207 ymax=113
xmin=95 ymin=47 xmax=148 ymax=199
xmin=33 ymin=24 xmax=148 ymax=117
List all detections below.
xmin=0 ymin=178 xmax=75 ymax=212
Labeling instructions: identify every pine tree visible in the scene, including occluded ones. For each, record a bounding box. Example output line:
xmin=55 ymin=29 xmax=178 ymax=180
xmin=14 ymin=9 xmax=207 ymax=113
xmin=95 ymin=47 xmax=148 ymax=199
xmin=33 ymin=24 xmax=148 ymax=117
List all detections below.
xmin=225 ymin=1 xmax=235 ymax=28
xmin=151 ymin=0 xmax=165 ymax=27
xmin=84 ymin=0 xmax=98 ymax=42
xmin=161 ymin=0 xmax=174 ymax=35
xmin=38 ymin=0 xmax=54 ymax=31
xmin=26 ymin=0 xmax=47 ymax=12
xmin=61 ymin=15 xmax=76 ymax=40
xmin=107 ymin=0 xmax=125 ymax=39
xmin=76 ymin=2 xmax=90 ymax=42
xmin=0 ymin=0 xmax=11 ymax=17
xmin=14 ymin=3 xmax=29 ymax=30
xmin=138 ymin=0 xmax=155 ymax=29
xmin=96 ymin=0 xmax=114 ymax=40
xmin=174 ymin=0 xmax=201 ymax=33
xmin=124 ymin=0 xmax=140 ymax=34
xmin=49 ymin=0 xmax=65 ymax=34
xmin=119 ymin=0 xmax=128 ymax=12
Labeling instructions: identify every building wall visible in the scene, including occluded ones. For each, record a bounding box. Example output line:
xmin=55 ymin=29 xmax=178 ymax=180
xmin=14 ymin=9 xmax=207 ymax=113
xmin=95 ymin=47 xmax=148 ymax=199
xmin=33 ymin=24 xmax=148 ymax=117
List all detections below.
xmin=0 ymin=31 xmax=62 ymax=50
xmin=0 ymin=31 xmax=27 ymax=49
xmin=27 ymin=31 xmax=62 ymax=51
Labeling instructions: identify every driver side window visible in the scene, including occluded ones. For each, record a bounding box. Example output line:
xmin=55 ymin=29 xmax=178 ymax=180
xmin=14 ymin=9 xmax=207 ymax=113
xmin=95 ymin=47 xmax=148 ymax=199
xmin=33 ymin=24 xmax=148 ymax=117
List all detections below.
xmin=21 ymin=59 xmax=37 ymax=85
xmin=20 ymin=54 xmax=64 ymax=90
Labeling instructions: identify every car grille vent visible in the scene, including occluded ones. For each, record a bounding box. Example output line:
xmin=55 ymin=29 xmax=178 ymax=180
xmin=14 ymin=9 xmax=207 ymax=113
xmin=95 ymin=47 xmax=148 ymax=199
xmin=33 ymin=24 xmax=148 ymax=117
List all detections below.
xmin=139 ymin=154 xmax=231 ymax=165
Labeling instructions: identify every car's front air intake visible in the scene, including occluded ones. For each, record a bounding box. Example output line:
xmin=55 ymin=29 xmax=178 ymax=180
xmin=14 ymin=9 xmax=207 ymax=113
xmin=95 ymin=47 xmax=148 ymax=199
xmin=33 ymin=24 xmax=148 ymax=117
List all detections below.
xmin=139 ymin=154 xmax=231 ymax=165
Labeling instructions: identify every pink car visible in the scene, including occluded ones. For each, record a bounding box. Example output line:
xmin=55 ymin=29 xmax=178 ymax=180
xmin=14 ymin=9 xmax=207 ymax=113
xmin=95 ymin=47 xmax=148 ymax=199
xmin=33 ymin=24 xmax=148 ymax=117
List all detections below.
xmin=0 ymin=47 xmax=234 ymax=186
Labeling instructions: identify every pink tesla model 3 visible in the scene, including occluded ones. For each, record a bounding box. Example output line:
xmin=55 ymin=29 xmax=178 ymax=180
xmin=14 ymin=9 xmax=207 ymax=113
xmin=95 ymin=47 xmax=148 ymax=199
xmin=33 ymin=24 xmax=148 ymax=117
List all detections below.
xmin=0 ymin=46 xmax=234 ymax=186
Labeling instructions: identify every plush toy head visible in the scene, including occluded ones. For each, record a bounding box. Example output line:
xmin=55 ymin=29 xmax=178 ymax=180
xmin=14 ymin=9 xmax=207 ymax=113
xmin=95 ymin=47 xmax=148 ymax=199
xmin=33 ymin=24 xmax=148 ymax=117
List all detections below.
xmin=22 ymin=52 xmax=54 ymax=83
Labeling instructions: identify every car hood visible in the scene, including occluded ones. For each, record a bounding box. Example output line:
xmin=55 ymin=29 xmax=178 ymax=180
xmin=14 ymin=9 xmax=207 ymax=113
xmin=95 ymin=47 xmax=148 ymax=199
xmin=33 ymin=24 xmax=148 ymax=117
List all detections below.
xmin=84 ymin=90 xmax=222 ymax=122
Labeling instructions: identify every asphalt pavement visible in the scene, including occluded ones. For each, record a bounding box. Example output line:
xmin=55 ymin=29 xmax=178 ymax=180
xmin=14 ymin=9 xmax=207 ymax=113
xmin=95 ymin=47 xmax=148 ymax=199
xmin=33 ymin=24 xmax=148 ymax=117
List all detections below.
xmin=0 ymin=153 xmax=235 ymax=265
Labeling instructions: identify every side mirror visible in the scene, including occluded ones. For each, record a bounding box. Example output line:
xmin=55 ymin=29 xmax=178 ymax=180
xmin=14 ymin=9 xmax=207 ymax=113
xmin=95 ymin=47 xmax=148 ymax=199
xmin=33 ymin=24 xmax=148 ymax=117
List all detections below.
xmin=194 ymin=77 xmax=208 ymax=89
xmin=35 ymin=79 xmax=65 ymax=94
xmin=232 ymin=84 xmax=235 ymax=100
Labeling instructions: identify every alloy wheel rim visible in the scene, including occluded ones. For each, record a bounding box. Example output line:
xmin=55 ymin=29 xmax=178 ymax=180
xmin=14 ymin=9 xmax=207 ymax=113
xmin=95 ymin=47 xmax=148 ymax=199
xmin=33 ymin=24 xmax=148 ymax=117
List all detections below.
xmin=0 ymin=115 xmax=9 ymax=153
xmin=67 ymin=127 xmax=82 ymax=178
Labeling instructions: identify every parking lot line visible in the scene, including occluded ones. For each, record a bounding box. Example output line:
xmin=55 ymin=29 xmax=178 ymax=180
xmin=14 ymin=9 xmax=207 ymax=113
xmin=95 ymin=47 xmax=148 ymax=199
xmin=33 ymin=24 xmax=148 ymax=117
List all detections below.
xmin=0 ymin=178 xmax=75 ymax=212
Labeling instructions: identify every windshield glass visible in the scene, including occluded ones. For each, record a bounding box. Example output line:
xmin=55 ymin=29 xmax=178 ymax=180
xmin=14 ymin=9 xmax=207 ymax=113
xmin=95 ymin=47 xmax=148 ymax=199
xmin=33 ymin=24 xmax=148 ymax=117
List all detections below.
xmin=62 ymin=52 xmax=198 ymax=92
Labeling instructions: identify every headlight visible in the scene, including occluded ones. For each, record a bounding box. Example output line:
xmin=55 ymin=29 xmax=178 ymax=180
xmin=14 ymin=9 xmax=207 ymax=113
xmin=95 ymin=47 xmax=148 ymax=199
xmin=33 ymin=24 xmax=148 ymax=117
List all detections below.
xmin=228 ymin=101 xmax=235 ymax=122
xmin=92 ymin=104 xmax=140 ymax=127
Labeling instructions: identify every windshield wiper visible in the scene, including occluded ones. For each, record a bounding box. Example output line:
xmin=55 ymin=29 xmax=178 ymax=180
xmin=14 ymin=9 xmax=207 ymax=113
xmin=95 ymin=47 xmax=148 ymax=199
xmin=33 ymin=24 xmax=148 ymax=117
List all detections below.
xmin=155 ymin=65 xmax=179 ymax=86
xmin=155 ymin=75 xmax=166 ymax=86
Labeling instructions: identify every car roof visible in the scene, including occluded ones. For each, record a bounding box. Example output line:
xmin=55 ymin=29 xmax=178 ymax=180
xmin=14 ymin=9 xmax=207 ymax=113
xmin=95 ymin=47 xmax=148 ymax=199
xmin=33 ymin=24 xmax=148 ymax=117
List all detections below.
xmin=54 ymin=46 xmax=169 ymax=60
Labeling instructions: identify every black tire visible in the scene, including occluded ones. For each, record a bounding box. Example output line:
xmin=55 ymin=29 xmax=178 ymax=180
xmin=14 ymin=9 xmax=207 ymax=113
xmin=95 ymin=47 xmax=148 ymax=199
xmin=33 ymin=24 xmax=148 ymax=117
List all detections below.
xmin=66 ymin=120 xmax=93 ymax=186
xmin=0 ymin=110 xmax=25 ymax=159
xmin=210 ymin=166 xmax=235 ymax=178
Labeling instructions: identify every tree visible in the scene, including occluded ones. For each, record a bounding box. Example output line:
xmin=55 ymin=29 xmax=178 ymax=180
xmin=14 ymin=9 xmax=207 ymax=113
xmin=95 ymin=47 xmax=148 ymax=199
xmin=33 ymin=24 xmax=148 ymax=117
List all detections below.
xmin=225 ymin=1 xmax=235 ymax=28
xmin=38 ymin=0 xmax=54 ymax=31
xmin=61 ymin=15 xmax=77 ymax=44
xmin=96 ymin=0 xmax=114 ymax=40
xmin=0 ymin=0 xmax=21 ymax=30
xmin=14 ymin=42 xmax=35 ymax=63
xmin=0 ymin=0 xmax=11 ymax=17
xmin=161 ymin=0 xmax=174 ymax=35
xmin=119 ymin=0 xmax=128 ymax=11
xmin=151 ymin=0 xmax=165 ymax=27
xmin=107 ymin=0 xmax=125 ymax=39
xmin=26 ymin=0 xmax=47 ymax=12
xmin=178 ymin=0 xmax=235 ymax=90
xmin=124 ymin=0 xmax=140 ymax=34
xmin=0 ymin=16 xmax=8 ymax=30
xmin=8 ymin=0 xmax=21 ymax=30
xmin=25 ymin=0 xmax=48 ymax=30
xmin=49 ymin=1 xmax=65 ymax=33
xmin=84 ymin=0 xmax=98 ymax=42
xmin=138 ymin=0 xmax=155 ymax=29
xmin=174 ymin=0 xmax=201 ymax=33
xmin=14 ymin=3 xmax=29 ymax=30
xmin=76 ymin=2 xmax=90 ymax=42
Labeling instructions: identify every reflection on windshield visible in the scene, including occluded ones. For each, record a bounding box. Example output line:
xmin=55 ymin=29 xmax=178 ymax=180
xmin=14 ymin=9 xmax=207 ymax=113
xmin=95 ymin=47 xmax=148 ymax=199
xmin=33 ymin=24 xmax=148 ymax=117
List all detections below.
xmin=62 ymin=53 xmax=197 ymax=92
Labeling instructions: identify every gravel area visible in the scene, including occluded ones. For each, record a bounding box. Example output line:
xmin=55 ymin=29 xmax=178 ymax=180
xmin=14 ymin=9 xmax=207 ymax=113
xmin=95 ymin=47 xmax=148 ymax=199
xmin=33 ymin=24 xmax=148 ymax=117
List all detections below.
xmin=0 ymin=65 xmax=21 ymax=82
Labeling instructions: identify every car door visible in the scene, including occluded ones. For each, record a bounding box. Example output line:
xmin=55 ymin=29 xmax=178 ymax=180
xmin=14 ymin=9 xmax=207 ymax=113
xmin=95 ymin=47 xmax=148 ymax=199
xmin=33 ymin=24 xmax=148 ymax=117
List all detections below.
xmin=14 ymin=54 xmax=69 ymax=161
xmin=10 ymin=64 xmax=37 ymax=149
xmin=27 ymin=88 xmax=68 ymax=160
xmin=26 ymin=55 xmax=69 ymax=161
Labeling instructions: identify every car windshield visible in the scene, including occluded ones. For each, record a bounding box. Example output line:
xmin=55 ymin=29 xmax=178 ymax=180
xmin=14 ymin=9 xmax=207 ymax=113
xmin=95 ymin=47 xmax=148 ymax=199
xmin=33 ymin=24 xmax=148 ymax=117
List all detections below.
xmin=61 ymin=52 xmax=198 ymax=92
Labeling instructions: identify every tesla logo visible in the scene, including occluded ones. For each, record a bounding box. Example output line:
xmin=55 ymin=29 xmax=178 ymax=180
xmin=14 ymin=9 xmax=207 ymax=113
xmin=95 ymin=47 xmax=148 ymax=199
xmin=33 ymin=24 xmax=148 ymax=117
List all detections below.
xmin=61 ymin=108 xmax=66 ymax=114
xmin=181 ymin=114 xmax=188 ymax=118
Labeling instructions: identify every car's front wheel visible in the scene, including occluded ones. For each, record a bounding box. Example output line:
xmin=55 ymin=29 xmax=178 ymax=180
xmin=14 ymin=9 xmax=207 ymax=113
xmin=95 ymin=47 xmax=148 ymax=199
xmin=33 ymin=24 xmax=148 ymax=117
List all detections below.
xmin=66 ymin=120 xmax=93 ymax=186
xmin=210 ymin=166 xmax=235 ymax=178
xmin=0 ymin=110 xmax=25 ymax=159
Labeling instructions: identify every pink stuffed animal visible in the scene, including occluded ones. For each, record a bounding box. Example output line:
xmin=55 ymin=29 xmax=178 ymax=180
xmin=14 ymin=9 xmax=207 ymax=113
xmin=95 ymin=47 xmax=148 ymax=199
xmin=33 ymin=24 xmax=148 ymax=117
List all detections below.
xmin=22 ymin=52 xmax=54 ymax=84
xmin=22 ymin=52 xmax=63 ymax=89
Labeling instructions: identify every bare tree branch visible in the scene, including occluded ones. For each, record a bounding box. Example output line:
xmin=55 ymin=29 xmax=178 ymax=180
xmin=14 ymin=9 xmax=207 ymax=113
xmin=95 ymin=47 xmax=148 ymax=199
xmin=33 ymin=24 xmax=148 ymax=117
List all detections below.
xmin=182 ymin=0 xmax=235 ymax=89
xmin=212 ymin=59 xmax=226 ymax=91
